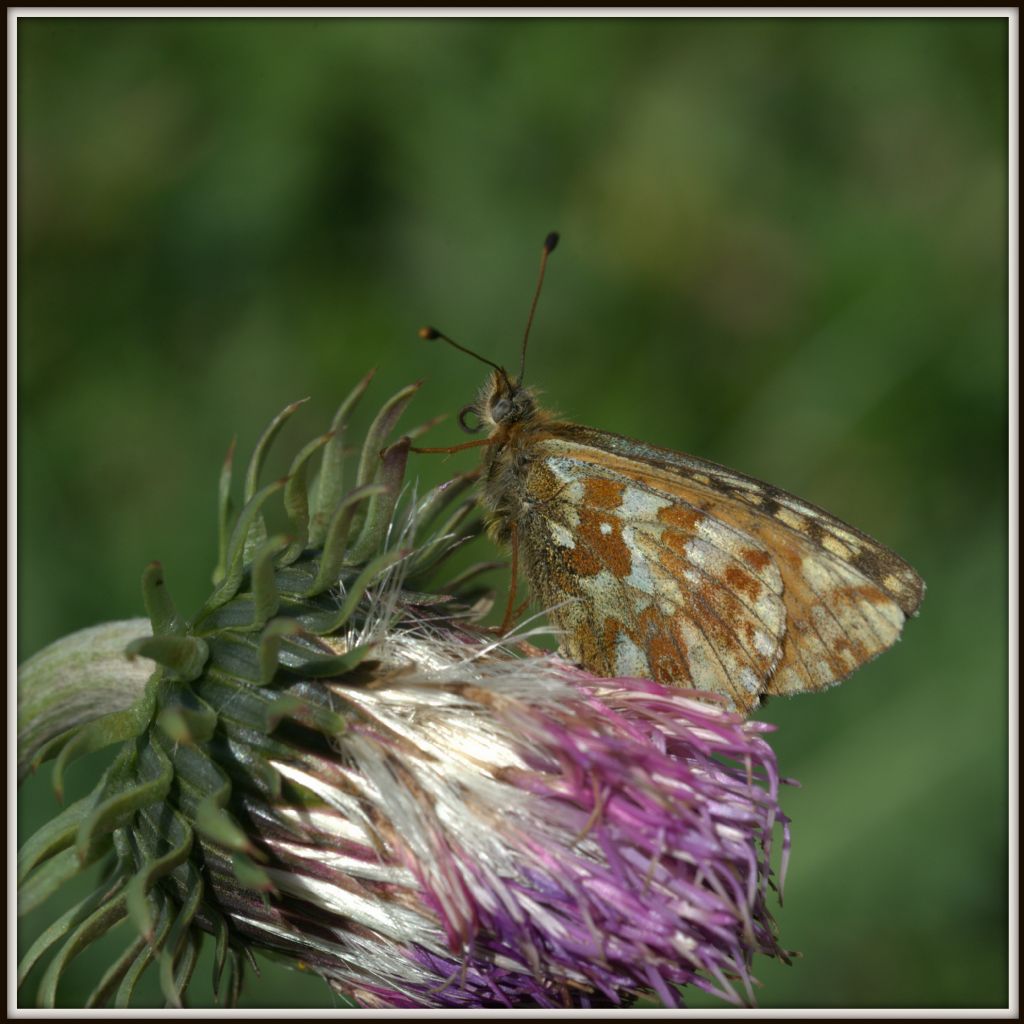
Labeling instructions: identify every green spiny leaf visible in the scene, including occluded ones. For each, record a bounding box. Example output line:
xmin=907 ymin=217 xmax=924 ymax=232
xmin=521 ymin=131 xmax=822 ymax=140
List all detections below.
xmin=155 ymin=687 xmax=218 ymax=746
xmin=141 ymin=562 xmax=184 ymax=635
xmin=157 ymin=863 xmax=204 ymax=1007
xmin=405 ymin=497 xmax=481 ymax=578
xmin=213 ymin=436 xmax=236 ymax=586
xmin=354 ymin=380 xmax=419 ymax=492
xmin=18 ymin=878 xmax=122 ymax=987
xmin=231 ymin=851 xmax=276 ymax=893
xmin=242 ymin=399 xmax=308 ymax=564
xmin=410 ymin=468 xmax=480 ymax=533
xmin=264 ymin=693 xmax=347 ymax=737
xmin=435 ymin=559 xmax=505 ymax=594
xmin=28 ymin=724 xmax=80 ymax=775
xmin=18 ymin=795 xmax=94 ymax=884
xmin=36 ymin=889 xmax=129 ymax=1008
xmin=226 ymin=947 xmax=245 ymax=1007
xmin=169 ymin=928 xmax=202 ymax=1008
xmin=85 ymin=933 xmax=148 ymax=1008
xmin=51 ymin=683 xmax=157 ymax=801
xmin=152 ymin=732 xmax=235 ymax=820
xmin=198 ymin=477 xmax=287 ymax=618
xmin=250 ymin=534 xmax=291 ymax=626
xmin=126 ymin=635 xmax=210 ymax=684
xmin=243 ymin=398 xmax=309 ymax=504
xmin=194 ymin=797 xmax=257 ymax=855
xmin=305 ymin=482 xmax=386 ymax=597
xmin=305 ymin=548 xmax=410 ymax=635
xmin=210 ymin=907 xmax=230 ymax=999
xmin=170 ymin=734 xmax=257 ymax=857
xmin=125 ymin=807 xmax=193 ymax=940
xmin=116 ymin=895 xmax=172 ymax=1008
xmin=277 ymin=640 xmax=374 ymax=679
xmin=309 ymin=368 xmax=375 ymax=546
xmin=344 ymin=437 xmax=411 ymax=566
xmin=257 ymin=618 xmax=303 ymax=685
xmin=404 ymin=410 xmax=448 ymax=441
xmin=18 ymin=841 xmax=111 ymax=917
xmin=280 ymin=430 xmax=333 ymax=565
xmin=75 ymin=739 xmax=171 ymax=866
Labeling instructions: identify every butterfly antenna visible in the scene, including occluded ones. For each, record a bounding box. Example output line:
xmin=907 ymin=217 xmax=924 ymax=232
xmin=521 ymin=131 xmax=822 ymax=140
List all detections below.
xmin=419 ymin=325 xmax=511 ymax=383
xmin=518 ymin=231 xmax=559 ymax=386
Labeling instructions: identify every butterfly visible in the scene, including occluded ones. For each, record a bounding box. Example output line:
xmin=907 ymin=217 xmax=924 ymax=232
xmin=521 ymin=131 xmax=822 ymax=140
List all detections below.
xmin=416 ymin=233 xmax=924 ymax=714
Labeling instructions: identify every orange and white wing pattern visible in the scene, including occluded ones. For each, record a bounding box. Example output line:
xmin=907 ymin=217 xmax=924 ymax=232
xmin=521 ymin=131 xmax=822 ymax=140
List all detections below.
xmin=517 ymin=425 xmax=924 ymax=713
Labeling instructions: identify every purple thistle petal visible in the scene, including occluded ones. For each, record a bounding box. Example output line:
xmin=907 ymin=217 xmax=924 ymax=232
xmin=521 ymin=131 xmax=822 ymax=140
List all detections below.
xmin=235 ymin=639 xmax=794 ymax=1008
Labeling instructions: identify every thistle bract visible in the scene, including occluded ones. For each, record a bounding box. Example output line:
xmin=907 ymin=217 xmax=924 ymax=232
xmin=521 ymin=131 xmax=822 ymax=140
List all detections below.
xmin=17 ymin=376 xmax=792 ymax=1008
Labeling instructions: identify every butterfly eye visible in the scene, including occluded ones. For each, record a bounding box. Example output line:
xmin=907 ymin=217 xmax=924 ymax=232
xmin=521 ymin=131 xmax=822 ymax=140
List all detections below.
xmin=458 ymin=404 xmax=484 ymax=434
xmin=491 ymin=397 xmax=513 ymax=422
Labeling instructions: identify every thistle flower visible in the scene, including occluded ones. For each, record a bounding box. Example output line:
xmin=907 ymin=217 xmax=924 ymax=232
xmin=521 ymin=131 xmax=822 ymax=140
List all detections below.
xmin=17 ymin=376 xmax=792 ymax=1009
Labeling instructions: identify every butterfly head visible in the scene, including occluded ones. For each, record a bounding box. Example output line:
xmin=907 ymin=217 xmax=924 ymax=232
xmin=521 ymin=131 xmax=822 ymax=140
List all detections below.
xmin=470 ymin=369 xmax=537 ymax=433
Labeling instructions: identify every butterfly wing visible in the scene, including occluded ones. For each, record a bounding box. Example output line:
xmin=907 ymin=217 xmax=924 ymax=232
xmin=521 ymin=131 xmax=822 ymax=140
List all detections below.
xmin=517 ymin=424 xmax=924 ymax=712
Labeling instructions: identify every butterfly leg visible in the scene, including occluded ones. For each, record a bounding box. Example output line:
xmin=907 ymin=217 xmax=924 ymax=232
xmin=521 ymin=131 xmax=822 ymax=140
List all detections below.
xmin=409 ymin=437 xmax=497 ymax=455
xmin=498 ymin=522 xmax=521 ymax=635
xmin=474 ymin=525 xmax=523 ymax=638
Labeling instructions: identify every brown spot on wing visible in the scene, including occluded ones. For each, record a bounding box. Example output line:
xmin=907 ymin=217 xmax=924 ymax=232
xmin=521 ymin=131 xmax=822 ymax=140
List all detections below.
xmin=724 ymin=564 xmax=761 ymax=603
xmin=603 ymin=616 xmax=623 ymax=659
xmin=636 ymin=605 xmax=691 ymax=682
xmin=834 ymin=584 xmax=891 ymax=606
xmin=567 ymin=478 xmax=631 ymax=578
xmin=524 ymin=461 xmax=564 ymax=502
xmin=583 ymin=476 xmax=625 ymax=510
xmin=741 ymin=547 xmax=772 ymax=572
xmin=657 ymin=503 xmax=704 ymax=533
xmin=569 ymin=508 xmax=631 ymax=578
xmin=753 ymin=524 xmax=907 ymax=696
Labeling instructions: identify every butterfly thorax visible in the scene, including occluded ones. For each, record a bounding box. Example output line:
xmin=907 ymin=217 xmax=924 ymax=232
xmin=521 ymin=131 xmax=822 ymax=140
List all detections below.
xmin=470 ymin=371 xmax=553 ymax=545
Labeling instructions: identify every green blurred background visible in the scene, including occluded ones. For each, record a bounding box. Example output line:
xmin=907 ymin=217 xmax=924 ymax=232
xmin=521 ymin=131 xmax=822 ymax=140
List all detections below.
xmin=17 ymin=15 xmax=1009 ymax=1010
